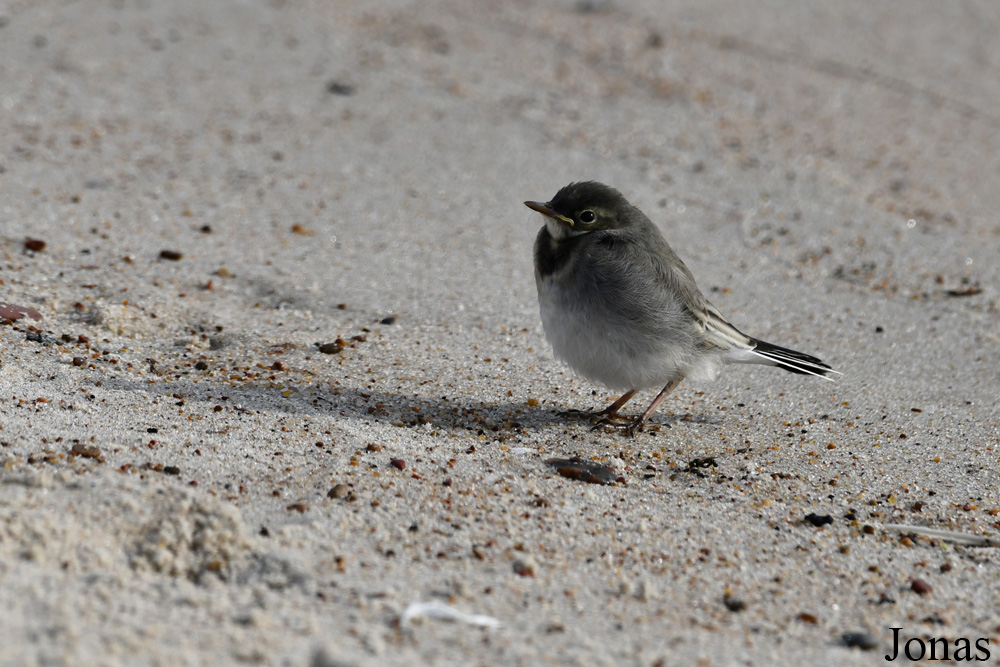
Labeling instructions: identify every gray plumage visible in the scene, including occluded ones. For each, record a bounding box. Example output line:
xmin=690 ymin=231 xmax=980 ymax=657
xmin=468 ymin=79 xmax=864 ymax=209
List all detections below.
xmin=526 ymin=181 xmax=835 ymax=435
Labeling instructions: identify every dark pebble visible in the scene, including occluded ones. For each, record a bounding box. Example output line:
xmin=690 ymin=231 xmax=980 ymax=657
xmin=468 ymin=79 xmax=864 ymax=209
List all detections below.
xmin=163 ymin=466 xmax=181 ymax=475
xmin=69 ymin=444 xmax=103 ymax=461
xmin=318 ymin=341 xmax=344 ymax=354
xmin=25 ymin=238 xmax=46 ymax=252
xmin=72 ymin=357 xmax=86 ymax=367
xmin=194 ymin=360 xmax=209 ymax=370
xmin=380 ymin=316 xmax=396 ymax=325
xmin=390 ymin=458 xmax=406 ymax=470
xmin=26 ymin=332 xmax=58 ymax=345
xmin=911 ymin=578 xmax=933 ymax=596
xmin=326 ymin=81 xmax=355 ymax=96
xmin=159 ymin=249 xmax=183 ymax=261
xmin=545 ymin=457 xmax=618 ymax=485
xmin=842 ymin=632 xmax=879 ymax=651
xmin=328 ymin=484 xmax=349 ymax=499
xmin=723 ymin=596 xmax=746 ymax=612
xmin=147 ymin=427 xmax=158 ymax=433
xmin=0 ymin=302 xmax=43 ymax=321
xmin=804 ymin=513 xmax=834 ymax=528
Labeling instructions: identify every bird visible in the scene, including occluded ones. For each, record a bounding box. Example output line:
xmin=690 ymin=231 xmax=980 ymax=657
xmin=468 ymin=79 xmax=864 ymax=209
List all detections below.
xmin=525 ymin=181 xmax=837 ymax=436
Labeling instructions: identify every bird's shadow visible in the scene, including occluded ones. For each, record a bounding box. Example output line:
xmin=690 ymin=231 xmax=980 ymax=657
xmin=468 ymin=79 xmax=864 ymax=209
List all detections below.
xmin=92 ymin=373 xmax=715 ymax=437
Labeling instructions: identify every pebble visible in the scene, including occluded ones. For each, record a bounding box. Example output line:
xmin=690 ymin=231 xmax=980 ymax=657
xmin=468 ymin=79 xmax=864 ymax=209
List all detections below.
xmin=842 ymin=632 xmax=880 ymax=651
xmin=911 ymin=578 xmax=933 ymax=596
xmin=723 ymin=595 xmax=746 ymax=612
xmin=326 ymin=81 xmax=355 ymax=96
xmin=512 ymin=556 xmax=537 ymax=577
xmin=545 ymin=457 xmax=618 ymax=485
xmin=327 ymin=484 xmax=349 ymax=499
xmin=0 ymin=301 xmax=43 ymax=321
xmin=69 ymin=444 xmax=103 ymax=462
xmin=804 ymin=513 xmax=833 ymax=528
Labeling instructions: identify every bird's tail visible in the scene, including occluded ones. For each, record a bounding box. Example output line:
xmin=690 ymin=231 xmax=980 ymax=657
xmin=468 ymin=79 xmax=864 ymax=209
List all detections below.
xmin=743 ymin=339 xmax=838 ymax=380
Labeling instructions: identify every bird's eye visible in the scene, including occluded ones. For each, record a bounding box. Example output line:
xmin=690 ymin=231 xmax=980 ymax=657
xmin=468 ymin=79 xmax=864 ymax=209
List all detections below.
xmin=579 ymin=210 xmax=596 ymax=224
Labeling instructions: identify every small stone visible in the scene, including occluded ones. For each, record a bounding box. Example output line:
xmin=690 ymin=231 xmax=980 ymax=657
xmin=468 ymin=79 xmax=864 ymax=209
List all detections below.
xmin=723 ymin=595 xmax=746 ymax=612
xmin=318 ymin=341 xmax=343 ymax=354
xmin=72 ymin=357 xmax=86 ymax=367
xmin=512 ymin=556 xmax=537 ymax=577
xmin=804 ymin=513 xmax=834 ymax=528
xmin=390 ymin=458 xmax=406 ymax=470
xmin=25 ymin=238 xmax=46 ymax=252
xmin=911 ymin=578 xmax=933 ymax=596
xmin=270 ymin=361 xmax=288 ymax=371
xmin=159 ymin=249 xmax=183 ymax=261
xmin=0 ymin=302 xmax=43 ymax=321
xmin=194 ymin=360 xmax=209 ymax=370
xmin=380 ymin=316 xmax=396 ymax=325
xmin=328 ymin=484 xmax=349 ymax=499
xmin=69 ymin=444 xmax=103 ymax=462
xmin=842 ymin=632 xmax=879 ymax=651
xmin=326 ymin=81 xmax=355 ymax=96
xmin=163 ymin=465 xmax=181 ymax=475
xmin=545 ymin=457 xmax=618 ymax=485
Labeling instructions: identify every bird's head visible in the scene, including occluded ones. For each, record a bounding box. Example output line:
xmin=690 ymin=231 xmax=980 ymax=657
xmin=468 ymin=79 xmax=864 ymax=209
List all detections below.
xmin=524 ymin=181 xmax=631 ymax=240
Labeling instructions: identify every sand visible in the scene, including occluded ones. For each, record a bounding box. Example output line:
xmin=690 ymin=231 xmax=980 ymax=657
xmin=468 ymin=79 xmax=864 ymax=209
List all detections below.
xmin=2 ymin=1 xmax=999 ymax=665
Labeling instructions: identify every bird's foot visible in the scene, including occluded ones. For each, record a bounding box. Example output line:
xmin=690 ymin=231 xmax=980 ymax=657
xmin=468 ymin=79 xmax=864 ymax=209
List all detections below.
xmin=590 ymin=416 xmax=646 ymax=437
xmin=590 ymin=417 xmax=671 ymax=437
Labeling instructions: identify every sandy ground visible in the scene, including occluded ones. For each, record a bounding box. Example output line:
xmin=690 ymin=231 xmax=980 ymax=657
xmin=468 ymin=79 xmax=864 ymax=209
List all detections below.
xmin=2 ymin=1 xmax=1000 ymax=665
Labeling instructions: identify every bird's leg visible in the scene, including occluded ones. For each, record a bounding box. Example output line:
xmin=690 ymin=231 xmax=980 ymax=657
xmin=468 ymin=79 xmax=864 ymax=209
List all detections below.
xmin=561 ymin=389 xmax=637 ymax=423
xmin=599 ymin=379 xmax=682 ymax=437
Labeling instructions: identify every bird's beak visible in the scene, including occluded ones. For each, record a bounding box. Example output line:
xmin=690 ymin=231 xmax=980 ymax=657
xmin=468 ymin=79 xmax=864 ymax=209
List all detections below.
xmin=524 ymin=201 xmax=574 ymax=226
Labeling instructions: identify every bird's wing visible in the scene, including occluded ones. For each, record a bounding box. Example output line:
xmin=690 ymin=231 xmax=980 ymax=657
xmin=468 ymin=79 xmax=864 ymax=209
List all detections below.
xmin=648 ymin=241 xmax=754 ymax=352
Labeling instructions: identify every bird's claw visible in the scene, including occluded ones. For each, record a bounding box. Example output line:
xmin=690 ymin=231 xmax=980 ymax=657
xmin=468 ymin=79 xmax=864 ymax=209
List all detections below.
xmin=590 ymin=417 xmax=645 ymax=437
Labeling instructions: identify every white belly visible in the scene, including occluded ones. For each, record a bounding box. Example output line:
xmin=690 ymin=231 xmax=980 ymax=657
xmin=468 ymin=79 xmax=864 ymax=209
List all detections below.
xmin=537 ymin=277 xmax=720 ymax=390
